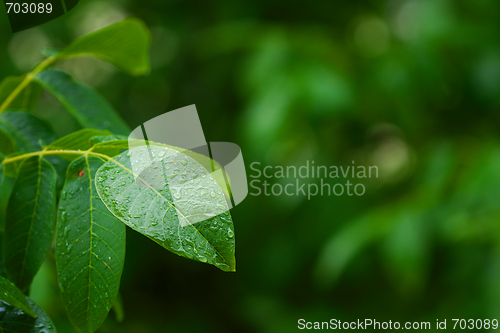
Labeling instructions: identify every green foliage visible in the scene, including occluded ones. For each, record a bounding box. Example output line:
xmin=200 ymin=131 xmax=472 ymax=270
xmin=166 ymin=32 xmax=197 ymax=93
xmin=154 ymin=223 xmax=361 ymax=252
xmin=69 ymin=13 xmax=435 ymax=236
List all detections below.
xmin=34 ymin=70 xmax=130 ymax=135
xmin=4 ymin=157 xmax=56 ymax=292
xmin=0 ymin=298 xmax=56 ymax=332
xmin=56 ymin=18 xmax=151 ymax=76
xmin=56 ymin=156 xmax=125 ymax=333
xmin=0 ymin=162 xmax=15 ymax=232
xmin=0 ymin=18 xmax=235 ymax=333
xmin=0 ymin=76 xmax=42 ymax=111
xmin=0 ymin=274 xmax=36 ymax=318
xmin=45 ymin=129 xmax=111 ymax=153
xmin=96 ymin=146 xmax=236 ymax=271
xmin=0 ymin=111 xmax=57 ymax=152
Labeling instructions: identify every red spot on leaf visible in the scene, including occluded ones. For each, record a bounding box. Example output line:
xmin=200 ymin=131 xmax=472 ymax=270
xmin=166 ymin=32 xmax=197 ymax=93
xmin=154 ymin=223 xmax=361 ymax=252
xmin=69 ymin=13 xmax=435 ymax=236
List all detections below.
xmin=78 ymin=170 xmax=85 ymax=177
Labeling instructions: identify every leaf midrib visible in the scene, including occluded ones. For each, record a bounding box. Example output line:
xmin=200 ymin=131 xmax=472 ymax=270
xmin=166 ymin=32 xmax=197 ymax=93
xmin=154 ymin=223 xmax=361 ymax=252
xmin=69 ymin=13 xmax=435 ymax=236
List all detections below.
xmin=2 ymin=150 xmax=111 ymax=166
xmin=84 ymin=155 xmax=95 ymax=332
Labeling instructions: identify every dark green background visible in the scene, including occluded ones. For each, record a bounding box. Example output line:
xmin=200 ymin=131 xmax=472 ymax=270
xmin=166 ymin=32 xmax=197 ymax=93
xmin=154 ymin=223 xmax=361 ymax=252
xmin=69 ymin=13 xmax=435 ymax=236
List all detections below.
xmin=2 ymin=0 xmax=500 ymax=331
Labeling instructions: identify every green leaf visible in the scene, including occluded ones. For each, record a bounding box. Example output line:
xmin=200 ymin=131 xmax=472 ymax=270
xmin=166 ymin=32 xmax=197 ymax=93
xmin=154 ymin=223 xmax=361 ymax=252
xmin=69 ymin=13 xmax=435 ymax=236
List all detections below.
xmin=56 ymin=18 xmax=151 ymax=76
xmin=45 ymin=129 xmax=111 ymax=153
xmin=0 ymin=111 xmax=57 ymax=152
xmin=92 ymin=139 xmax=227 ymax=174
xmin=0 ymin=76 xmax=42 ymax=111
xmin=56 ymin=155 xmax=126 ymax=333
xmin=95 ymin=146 xmax=236 ymax=272
xmin=89 ymin=135 xmax=128 ymax=158
xmin=0 ymin=132 xmax=15 ymax=155
xmin=3 ymin=157 xmax=57 ymax=291
xmin=34 ymin=70 xmax=130 ymax=135
xmin=0 ymin=163 xmax=15 ymax=232
xmin=1 ymin=129 xmax=110 ymax=181
xmin=1 ymin=151 xmax=32 ymax=175
xmin=0 ymin=275 xmax=36 ymax=318
xmin=0 ymin=298 xmax=56 ymax=332
xmin=44 ymin=156 xmax=70 ymax=194
xmin=89 ymin=135 xmax=127 ymax=145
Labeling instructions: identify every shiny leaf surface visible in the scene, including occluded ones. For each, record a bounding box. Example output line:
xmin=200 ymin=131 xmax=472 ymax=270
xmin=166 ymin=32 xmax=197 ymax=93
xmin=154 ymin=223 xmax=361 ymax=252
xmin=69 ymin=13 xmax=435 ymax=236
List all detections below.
xmin=95 ymin=146 xmax=235 ymax=272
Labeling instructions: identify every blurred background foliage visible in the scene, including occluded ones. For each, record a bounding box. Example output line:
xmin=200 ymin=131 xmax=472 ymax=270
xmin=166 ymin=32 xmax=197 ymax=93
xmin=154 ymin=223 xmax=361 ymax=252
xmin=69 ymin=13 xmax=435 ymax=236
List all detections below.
xmin=2 ymin=0 xmax=500 ymax=331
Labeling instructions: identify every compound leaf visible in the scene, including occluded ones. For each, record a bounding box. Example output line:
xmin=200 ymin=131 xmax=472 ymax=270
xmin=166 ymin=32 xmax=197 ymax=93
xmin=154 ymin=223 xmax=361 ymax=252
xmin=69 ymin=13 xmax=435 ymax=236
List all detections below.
xmin=3 ymin=157 xmax=57 ymax=291
xmin=95 ymin=146 xmax=236 ymax=272
xmin=0 ymin=275 xmax=36 ymax=318
xmin=57 ymin=18 xmax=151 ymax=76
xmin=0 ymin=298 xmax=56 ymax=332
xmin=56 ymin=156 xmax=125 ymax=333
xmin=34 ymin=70 xmax=130 ymax=135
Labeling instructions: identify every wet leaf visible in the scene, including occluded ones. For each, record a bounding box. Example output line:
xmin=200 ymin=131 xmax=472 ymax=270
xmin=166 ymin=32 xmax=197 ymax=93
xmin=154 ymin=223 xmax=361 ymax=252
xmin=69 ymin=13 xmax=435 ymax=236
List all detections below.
xmin=0 ymin=275 xmax=36 ymax=318
xmin=95 ymin=145 xmax=236 ymax=271
xmin=0 ymin=297 xmax=56 ymax=332
xmin=56 ymin=156 xmax=125 ymax=333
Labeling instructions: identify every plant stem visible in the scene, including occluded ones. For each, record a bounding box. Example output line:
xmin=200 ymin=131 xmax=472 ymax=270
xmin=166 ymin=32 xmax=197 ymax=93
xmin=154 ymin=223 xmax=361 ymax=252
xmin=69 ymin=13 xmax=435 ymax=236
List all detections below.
xmin=0 ymin=56 xmax=57 ymax=113
xmin=2 ymin=149 xmax=111 ymax=165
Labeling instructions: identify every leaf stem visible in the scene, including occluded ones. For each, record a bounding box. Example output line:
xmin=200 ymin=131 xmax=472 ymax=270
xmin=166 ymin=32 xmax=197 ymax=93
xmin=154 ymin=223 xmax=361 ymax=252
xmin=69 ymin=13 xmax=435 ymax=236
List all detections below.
xmin=2 ymin=149 xmax=111 ymax=165
xmin=0 ymin=56 xmax=57 ymax=113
